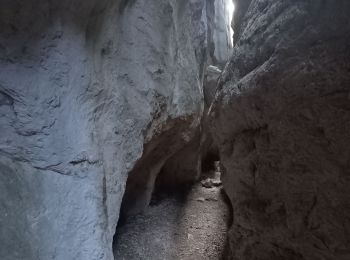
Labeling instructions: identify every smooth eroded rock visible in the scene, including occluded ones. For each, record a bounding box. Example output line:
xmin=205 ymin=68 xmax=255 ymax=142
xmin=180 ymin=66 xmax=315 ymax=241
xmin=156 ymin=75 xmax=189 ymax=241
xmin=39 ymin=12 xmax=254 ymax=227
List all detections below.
xmin=0 ymin=0 xmax=224 ymax=259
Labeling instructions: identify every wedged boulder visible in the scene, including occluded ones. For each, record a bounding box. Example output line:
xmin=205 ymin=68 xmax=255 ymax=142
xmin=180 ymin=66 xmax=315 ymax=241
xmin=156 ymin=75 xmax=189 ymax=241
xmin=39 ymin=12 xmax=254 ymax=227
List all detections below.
xmin=0 ymin=0 xmax=214 ymax=259
xmin=210 ymin=1 xmax=350 ymax=259
xmin=204 ymin=65 xmax=222 ymax=107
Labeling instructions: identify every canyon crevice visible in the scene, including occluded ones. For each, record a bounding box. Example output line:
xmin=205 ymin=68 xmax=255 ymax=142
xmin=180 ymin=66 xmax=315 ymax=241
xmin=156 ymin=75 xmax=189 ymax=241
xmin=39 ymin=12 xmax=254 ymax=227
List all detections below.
xmin=1 ymin=0 xmax=350 ymax=260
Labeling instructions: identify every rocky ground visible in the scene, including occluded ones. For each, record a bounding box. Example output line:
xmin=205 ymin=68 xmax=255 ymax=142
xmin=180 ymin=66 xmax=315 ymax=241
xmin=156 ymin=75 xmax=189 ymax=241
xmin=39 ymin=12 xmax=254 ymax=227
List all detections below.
xmin=113 ymin=170 xmax=230 ymax=260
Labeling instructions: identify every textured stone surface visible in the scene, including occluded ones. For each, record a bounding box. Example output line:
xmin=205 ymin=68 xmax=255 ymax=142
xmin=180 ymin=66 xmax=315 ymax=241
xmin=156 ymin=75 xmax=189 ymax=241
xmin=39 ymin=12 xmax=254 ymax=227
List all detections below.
xmin=210 ymin=0 xmax=350 ymax=259
xmin=206 ymin=0 xmax=234 ymax=67
xmin=119 ymin=0 xmax=235 ymax=219
xmin=153 ymin=128 xmax=202 ymax=193
xmin=0 ymin=0 xmax=231 ymax=259
xmin=204 ymin=65 xmax=222 ymax=107
xmin=212 ymin=0 xmax=234 ymax=65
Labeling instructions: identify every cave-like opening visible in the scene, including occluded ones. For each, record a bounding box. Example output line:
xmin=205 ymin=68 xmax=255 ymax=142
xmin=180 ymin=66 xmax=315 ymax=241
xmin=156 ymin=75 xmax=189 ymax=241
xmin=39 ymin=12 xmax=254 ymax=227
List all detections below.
xmin=112 ymin=145 xmax=232 ymax=259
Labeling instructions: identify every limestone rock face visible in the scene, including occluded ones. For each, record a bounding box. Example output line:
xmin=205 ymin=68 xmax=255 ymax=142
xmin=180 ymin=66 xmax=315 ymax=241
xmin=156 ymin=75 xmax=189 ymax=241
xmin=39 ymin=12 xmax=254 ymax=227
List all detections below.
xmin=0 ymin=0 xmax=224 ymax=259
xmin=206 ymin=0 xmax=234 ymax=66
xmin=210 ymin=1 xmax=350 ymax=259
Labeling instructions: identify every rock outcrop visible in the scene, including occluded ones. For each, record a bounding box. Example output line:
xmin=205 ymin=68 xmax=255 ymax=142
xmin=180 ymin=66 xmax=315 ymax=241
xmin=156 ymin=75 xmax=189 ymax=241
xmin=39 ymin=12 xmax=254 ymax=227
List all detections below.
xmin=0 ymin=0 xmax=234 ymax=259
xmin=210 ymin=1 xmax=350 ymax=259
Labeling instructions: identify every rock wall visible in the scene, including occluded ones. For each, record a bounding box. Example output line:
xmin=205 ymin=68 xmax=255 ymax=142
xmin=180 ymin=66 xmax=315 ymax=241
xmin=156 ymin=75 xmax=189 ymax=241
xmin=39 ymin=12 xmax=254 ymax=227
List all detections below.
xmin=210 ymin=1 xmax=350 ymax=259
xmin=206 ymin=0 xmax=234 ymax=67
xmin=0 ymin=0 xmax=232 ymax=259
xmin=119 ymin=0 xmax=236 ymax=218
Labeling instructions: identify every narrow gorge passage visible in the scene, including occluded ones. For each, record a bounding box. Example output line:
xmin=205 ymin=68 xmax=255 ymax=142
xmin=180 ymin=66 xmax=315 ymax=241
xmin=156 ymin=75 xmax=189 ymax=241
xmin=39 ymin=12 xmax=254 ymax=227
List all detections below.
xmin=3 ymin=1 xmax=349 ymax=260
xmin=113 ymin=163 xmax=231 ymax=260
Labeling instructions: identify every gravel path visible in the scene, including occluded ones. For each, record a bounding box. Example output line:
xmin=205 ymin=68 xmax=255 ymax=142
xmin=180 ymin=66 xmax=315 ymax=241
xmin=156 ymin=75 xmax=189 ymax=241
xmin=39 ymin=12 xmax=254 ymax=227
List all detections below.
xmin=113 ymin=172 xmax=230 ymax=260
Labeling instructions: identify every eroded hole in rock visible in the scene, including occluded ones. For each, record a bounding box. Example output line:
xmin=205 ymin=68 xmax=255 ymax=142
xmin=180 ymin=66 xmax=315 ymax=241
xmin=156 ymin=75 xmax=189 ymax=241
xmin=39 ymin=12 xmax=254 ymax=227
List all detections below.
xmin=116 ymin=162 xmax=162 ymax=227
xmin=201 ymin=149 xmax=220 ymax=173
xmin=113 ymin=149 xmax=232 ymax=260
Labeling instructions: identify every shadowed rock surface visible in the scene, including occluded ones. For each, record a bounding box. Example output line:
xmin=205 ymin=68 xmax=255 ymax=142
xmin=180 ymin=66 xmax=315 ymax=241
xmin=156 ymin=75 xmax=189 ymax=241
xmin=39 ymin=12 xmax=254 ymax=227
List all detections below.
xmin=210 ymin=1 xmax=350 ymax=259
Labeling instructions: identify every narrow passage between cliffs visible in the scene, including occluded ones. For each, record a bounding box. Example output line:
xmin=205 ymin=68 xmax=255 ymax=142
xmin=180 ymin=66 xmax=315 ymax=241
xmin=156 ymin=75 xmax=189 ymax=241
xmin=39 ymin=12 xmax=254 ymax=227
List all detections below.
xmin=113 ymin=160 xmax=232 ymax=260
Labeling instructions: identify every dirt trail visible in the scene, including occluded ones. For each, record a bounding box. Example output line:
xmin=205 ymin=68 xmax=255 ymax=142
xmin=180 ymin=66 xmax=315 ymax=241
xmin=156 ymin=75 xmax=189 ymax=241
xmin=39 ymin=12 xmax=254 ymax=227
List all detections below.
xmin=113 ymin=171 xmax=230 ymax=260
